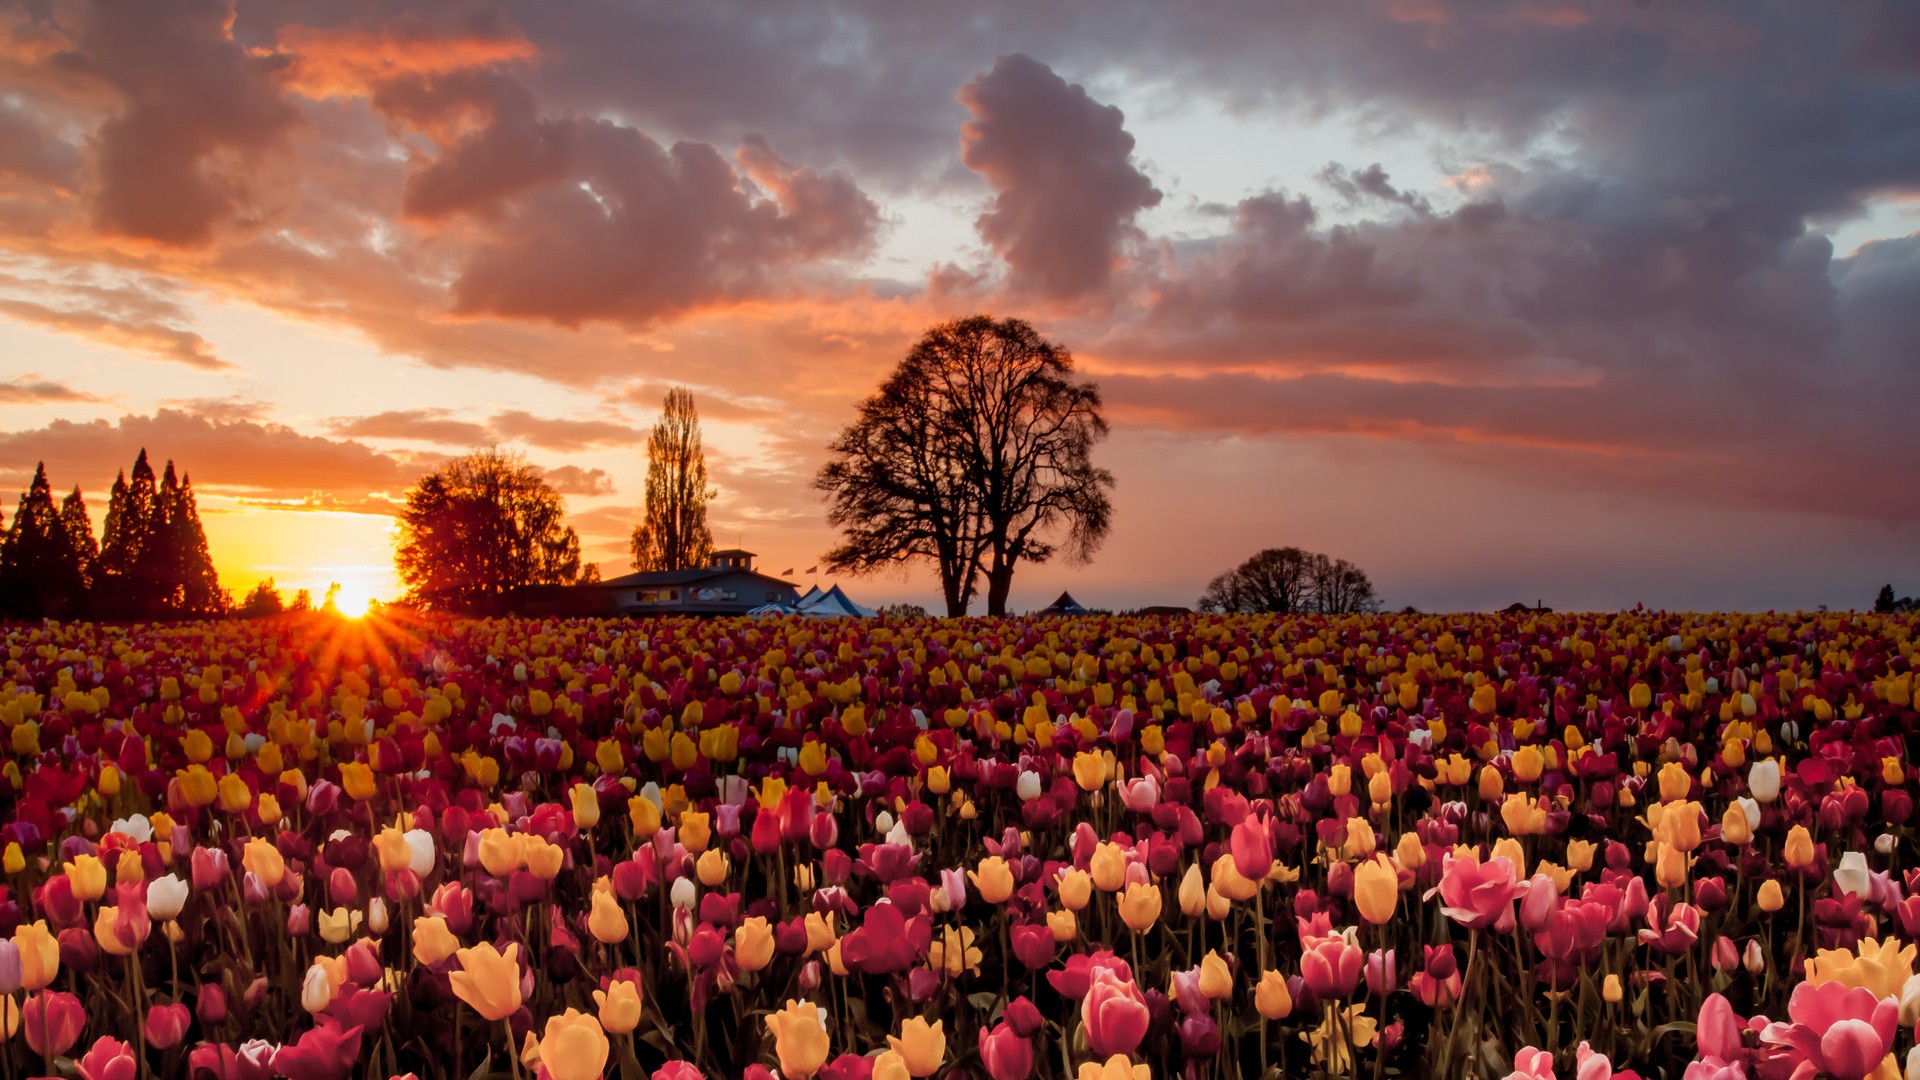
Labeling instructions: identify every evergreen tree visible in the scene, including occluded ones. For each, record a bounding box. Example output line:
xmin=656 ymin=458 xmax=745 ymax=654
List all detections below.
xmin=60 ymin=488 xmax=97 ymax=595
xmin=138 ymin=460 xmax=185 ymax=616
xmin=0 ymin=463 xmax=88 ymax=618
xmin=238 ymin=578 xmax=285 ymax=618
xmin=171 ymin=471 xmax=222 ymax=615
xmin=98 ymin=451 xmax=160 ymax=617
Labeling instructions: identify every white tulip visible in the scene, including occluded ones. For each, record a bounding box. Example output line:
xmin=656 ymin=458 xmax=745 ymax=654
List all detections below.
xmin=1834 ymin=851 xmax=1872 ymax=899
xmin=1749 ymin=760 xmax=1782 ymax=803
xmin=1878 ymin=833 xmax=1898 ymax=856
xmin=404 ymin=829 xmax=435 ymax=876
xmin=111 ymin=815 xmax=153 ymax=844
xmin=1739 ymin=693 xmax=1757 ymax=717
xmin=146 ymin=874 xmax=190 ymax=921
xmin=1904 ymin=978 xmax=1920 ymax=1032
xmin=874 ymin=810 xmax=895 ymax=835
xmin=1736 ymin=797 xmax=1761 ymax=832
xmin=1015 ymin=770 xmax=1043 ymax=802
xmin=301 ymin=964 xmax=333 ymax=1013
xmin=367 ymin=897 xmax=389 ymax=936
xmin=1908 ymin=1044 xmax=1920 ymax=1080
xmin=670 ymin=877 xmax=697 ymax=910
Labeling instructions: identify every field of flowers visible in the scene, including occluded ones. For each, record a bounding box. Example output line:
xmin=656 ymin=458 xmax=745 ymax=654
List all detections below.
xmin=0 ymin=610 xmax=1916 ymax=1080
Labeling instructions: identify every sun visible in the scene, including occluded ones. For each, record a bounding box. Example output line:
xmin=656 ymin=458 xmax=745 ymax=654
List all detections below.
xmin=330 ymin=583 xmax=376 ymax=619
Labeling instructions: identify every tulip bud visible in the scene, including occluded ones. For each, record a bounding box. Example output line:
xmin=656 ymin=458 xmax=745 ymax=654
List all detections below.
xmin=196 ymin=983 xmax=228 ymax=1025
xmin=1603 ymin=973 xmax=1623 ymax=1003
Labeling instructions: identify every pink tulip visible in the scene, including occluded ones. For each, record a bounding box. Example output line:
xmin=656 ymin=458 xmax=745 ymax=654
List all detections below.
xmin=1300 ymin=933 xmax=1363 ymax=999
xmin=1762 ymin=980 xmax=1898 ymax=1080
xmin=1505 ymin=1047 xmax=1554 ymax=1080
xmin=1427 ymin=854 xmax=1525 ymax=930
xmin=1082 ymin=968 xmax=1150 ymax=1058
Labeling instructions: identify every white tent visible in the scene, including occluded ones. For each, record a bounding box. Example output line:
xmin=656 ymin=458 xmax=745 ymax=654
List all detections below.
xmin=747 ymin=602 xmax=803 ymax=617
xmin=797 ymin=583 xmax=876 ymax=618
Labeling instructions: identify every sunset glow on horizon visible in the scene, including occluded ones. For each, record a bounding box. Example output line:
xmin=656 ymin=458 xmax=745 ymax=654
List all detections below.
xmin=2 ymin=0 xmax=1917 ymax=613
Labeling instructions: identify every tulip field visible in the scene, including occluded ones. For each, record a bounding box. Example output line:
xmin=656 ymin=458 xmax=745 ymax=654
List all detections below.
xmin=2 ymin=610 xmax=1918 ymax=1080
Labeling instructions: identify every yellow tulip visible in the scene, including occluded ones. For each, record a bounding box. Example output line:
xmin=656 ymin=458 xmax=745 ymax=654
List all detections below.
xmin=1047 ymin=908 xmax=1078 ymax=942
xmin=588 ymin=891 xmax=629 ymax=945
xmin=1057 ymin=868 xmax=1092 ymax=911
xmin=970 ymin=856 xmax=1015 ymax=904
xmin=1089 ymin=843 xmax=1127 ymax=892
xmin=804 ymin=912 xmax=836 ymax=953
xmin=522 ymin=836 xmax=565 ymax=879
xmin=412 ymin=916 xmax=459 ymax=966
xmin=242 ymin=839 xmax=285 ymax=888
xmin=735 ymin=916 xmax=776 ymax=972
xmin=1353 ymin=855 xmax=1398 ymax=925
xmin=765 ymin=1000 xmax=830 ymax=1079
xmin=339 ymin=762 xmax=377 ymax=801
xmin=1197 ymin=951 xmax=1233 ymax=999
xmin=679 ymin=811 xmax=711 ymax=854
xmin=1078 ymin=1056 xmax=1151 ymax=1080
xmin=65 ymin=854 xmax=107 ymax=901
xmin=538 ymin=1009 xmax=609 ymax=1080
xmin=888 ymin=1017 xmax=946 ymax=1078
xmin=14 ymin=921 xmax=58 ymax=990
xmin=449 ymin=941 xmax=524 ymax=1022
xmin=1072 ymin=752 xmax=1108 ymax=792
xmin=593 ymin=978 xmax=644 ymax=1035
xmin=1118 ymin=881 xmax=1163 ymax=932
xmin=1255 ymin=969 xmax=1293 ymax=1019
xmin=1758 ymin=879 xmax=1785 ymax=912
xmin=1783 ymin=825 xmax=1815 ymax=868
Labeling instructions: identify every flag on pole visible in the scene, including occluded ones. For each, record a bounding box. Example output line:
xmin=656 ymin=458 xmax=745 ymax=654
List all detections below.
xmin=806 ymin=566 xmax=818 ymax=574
xmin=782 ymin=568 xmax=794 ymax=575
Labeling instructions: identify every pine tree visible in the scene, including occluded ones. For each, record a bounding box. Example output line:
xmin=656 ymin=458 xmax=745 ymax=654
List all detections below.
xmin=171 ymin=471 xmax=222 ymax=615
xmin=0 ymin=463 xmax=88 ymax=618
xmin=98 ymin=451 xmax=160 ymax=618
xmin=58 ymin=487 xmax=96 ymax=616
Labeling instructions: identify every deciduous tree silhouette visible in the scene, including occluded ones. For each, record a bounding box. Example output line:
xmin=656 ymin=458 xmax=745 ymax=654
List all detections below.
xmin=1198 ymin=547 xmax=1380 ymax=615
xmin=817 ymin=316 xmax=1113 ymax=616
xmin=631 ymin=388 xmax=716 ymax=572
xmin=396 ymin=448 xmax=583 ymax=613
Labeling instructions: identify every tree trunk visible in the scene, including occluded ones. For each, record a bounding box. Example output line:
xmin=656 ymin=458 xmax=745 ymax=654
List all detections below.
xmin=985 ymin=559 xmax=1015 ymax=617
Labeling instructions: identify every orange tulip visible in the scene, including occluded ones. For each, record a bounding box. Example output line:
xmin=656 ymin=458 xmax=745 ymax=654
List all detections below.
xmin=1118 ymin=882 xmax=1162 ymax=932
xmin=412 ymin=916 xmax=459 ymax=967
xmin=241 ymin=839 xmax=284 ymax=888
xmin=970 ymin=857 xmax=1015 ymax=904
xmin=588 ymin=891 xmax=628 ymax=945
xmin=735 ymin=916 xmax=775 ymax=972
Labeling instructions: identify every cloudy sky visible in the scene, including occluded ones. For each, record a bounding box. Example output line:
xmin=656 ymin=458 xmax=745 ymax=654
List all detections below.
xmin=1 ymin=0 xmax=1916 ymax=613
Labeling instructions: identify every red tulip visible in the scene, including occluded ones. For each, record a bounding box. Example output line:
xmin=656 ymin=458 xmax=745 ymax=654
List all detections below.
xmin=77 ymin=1035 xmax=137 ymax=1080
xmin=145 ymin=1002 xmax=192 ymax=1048
xmin=978 ymin=1021 xmax=1033 ymax=1080
xmin=24 ymin=990 xmax=86 ymax=1056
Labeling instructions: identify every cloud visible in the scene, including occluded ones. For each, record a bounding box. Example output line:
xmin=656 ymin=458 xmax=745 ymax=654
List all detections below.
xmin=0 ymin=267 xmax=229 ymax=369
xmin=327 ymin=408 xmax=493 ymax=446
xmin=22 ymin=0 xmax=302 ymax=248
xmin=0 ymin=408 xmax=413 ymax=500
xmin=487 ymin=409 xmax=638 ymax=451
xmin=539 ymin=464 xmax=614 ymax=496
xmin=0 ymin=375 xmax=99 ymax=405
xmin=958 ymin=54 xmax=1161 ymax=303
xmin=278 ymin=11 xmax=539 ymax=99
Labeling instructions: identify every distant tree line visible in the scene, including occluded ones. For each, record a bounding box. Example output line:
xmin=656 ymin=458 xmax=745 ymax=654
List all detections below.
xmin=1198 ymin=546 xmax=1380 ymax=615
xmin=1876 ymin=585 xmax=1917 ymax=613
xmin=0 ymin=450 xmax=225 ymax=621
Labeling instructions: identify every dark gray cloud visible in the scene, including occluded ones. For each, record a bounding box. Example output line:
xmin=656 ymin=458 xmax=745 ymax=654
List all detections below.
xmin=958 ymin=54 xmax=1161 ymax=303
